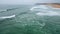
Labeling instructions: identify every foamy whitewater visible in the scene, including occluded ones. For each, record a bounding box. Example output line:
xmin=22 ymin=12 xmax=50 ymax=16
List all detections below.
xmin=0 ymin=15 xmax=15 ymax=19
xmin=36 ymin=11 xmax=60 ymax=16
xmin=30 ymin=5 xmax=60 ymax=16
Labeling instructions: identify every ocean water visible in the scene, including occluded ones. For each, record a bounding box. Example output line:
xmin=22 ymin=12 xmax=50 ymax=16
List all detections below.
xmin=0 ymin=5 xmax=60 ymax=34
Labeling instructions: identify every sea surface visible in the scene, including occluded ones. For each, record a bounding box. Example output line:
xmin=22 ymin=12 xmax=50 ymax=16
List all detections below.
xmin=0 ymin=5 xmax=60 ymax=34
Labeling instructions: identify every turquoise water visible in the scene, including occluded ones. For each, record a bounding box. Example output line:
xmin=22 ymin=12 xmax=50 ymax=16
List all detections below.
xmin=0 ymin=5 xmax=60 ymax=34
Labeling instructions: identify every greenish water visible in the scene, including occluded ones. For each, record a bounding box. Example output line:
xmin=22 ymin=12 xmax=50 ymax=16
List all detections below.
xmin=0 ymin=5 xmax=60 ymax=34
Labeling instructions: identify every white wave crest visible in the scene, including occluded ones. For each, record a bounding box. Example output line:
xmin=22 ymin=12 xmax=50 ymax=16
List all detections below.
xmin=30 ymin=5 xmax=48 ymax=11
xmin=36 ymin=11 xmax=60 ymax=16
xmin=30 ymin=7 xmax=37 ymax=11
xmin=0 ymin=15 xmax=15 ymax=19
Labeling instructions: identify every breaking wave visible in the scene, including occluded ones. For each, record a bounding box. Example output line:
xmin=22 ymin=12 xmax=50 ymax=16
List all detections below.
xmin=30 ymin=7 xmax=38 ymax=11
xmin=36 ymin=11 xmax=60 ymax=16
xmin=30 ymin=5 xmax=60 ymax=16
xmin=0 ymin=15 xmax=15 ymax=19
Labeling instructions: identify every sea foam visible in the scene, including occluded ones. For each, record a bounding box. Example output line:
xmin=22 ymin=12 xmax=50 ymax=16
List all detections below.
xmin=0 ymin=15 xmax=15 ymax=19
xmin=36 ymin=11 xmax=60 ymax=16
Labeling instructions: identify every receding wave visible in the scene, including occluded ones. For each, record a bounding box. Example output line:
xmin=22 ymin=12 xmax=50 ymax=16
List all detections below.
xmin=0 ymin=15 xmax=15 ymax=19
